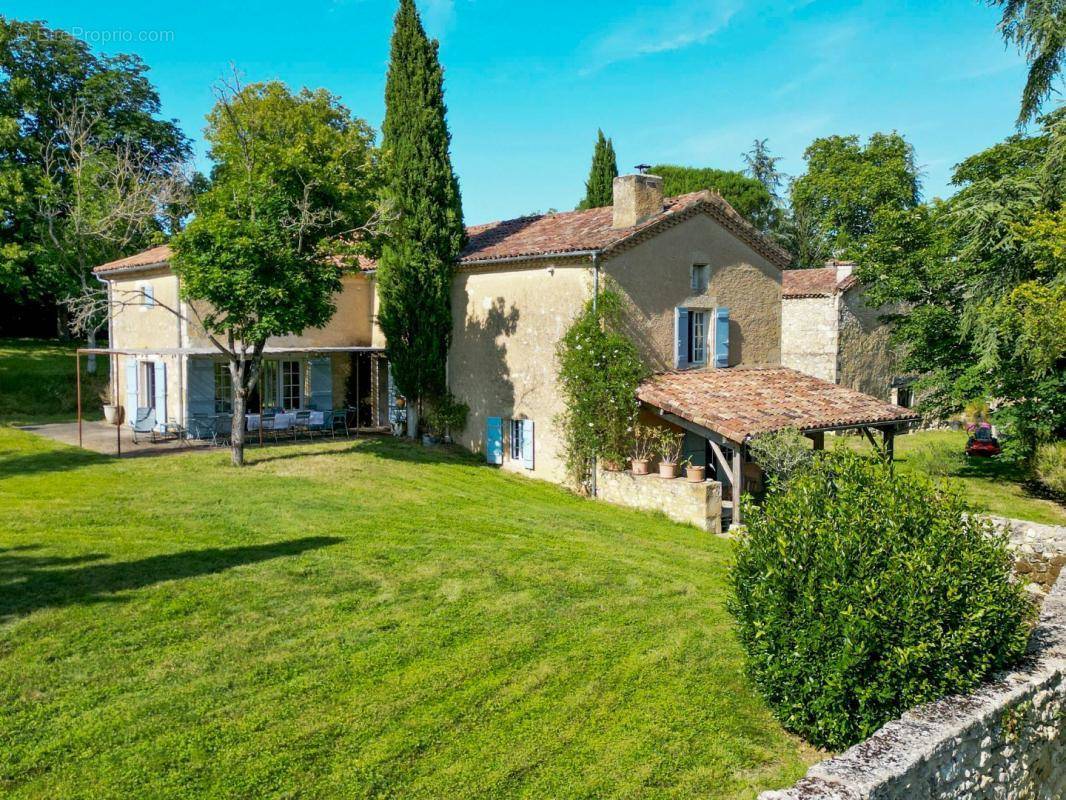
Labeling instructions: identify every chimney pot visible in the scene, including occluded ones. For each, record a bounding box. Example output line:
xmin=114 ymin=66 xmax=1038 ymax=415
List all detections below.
xmin=612 ymin=173 xmax=664 ymax=229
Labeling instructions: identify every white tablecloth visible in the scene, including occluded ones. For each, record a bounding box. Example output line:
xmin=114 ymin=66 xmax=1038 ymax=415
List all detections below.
xmin=246 ymin=411 xmax=322 ymax=431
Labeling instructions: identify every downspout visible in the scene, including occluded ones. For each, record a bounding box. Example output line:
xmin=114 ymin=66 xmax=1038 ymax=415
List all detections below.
xmin=176 ymin=271 xmax=185 ymax=425
xmin=95 ymin=273 xmax=116 ymax=404
xmin=591 ymin=251 xmax=601 ymax=497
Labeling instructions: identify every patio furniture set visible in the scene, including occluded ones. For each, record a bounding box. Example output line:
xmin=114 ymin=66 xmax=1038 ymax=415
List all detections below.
xmin=129 ymin=406 xmax=355 ymax=446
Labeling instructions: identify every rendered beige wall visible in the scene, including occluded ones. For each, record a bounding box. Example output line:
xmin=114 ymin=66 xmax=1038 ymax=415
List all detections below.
xmin=838 ymin=289 xmax=899 ymax=401
xmin=780 ymin=296 xmax=838 ymax=383
xmin=109 ymin=269 xmax=184 ymax=351
xmin=114 ymin=353 xmax=184 ymax=425
xmin=448 ymin=261 xmax=591 ymax=484
xmin=604 ymin=213 xmax=782 ymax=370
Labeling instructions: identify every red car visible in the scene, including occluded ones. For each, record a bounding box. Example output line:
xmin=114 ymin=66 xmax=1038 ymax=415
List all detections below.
xmin=965 ymin=424 xmax=1002 ymax=457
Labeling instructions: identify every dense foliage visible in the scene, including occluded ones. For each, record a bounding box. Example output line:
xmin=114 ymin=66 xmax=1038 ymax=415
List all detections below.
xmin=172 ymin=80 xmax=378 ymax=464
xmin=730 ymin=449 xmax=1034 ymax=750
xmin=746 ymin=428 xmax=815 ymax=487
xmin=556 ymin=287 xmax=647 ymax=490
xmin=1035 ymin=440 xmax=1066 ymax=497
xmin=651 ymin=164 xmax=776 ymax=229
xmin=376 ymin=0 xmax=465 ymax=430
xmin=790 ymin=132 xmax=920 ymax=258
xmin=0 ymin=18 xmax=190 ymax=328
xmin=858 ymin=108 xmax=1066 ymax=458
xmin=577 ymin=129 xmax=618 ymax=209
xmin=991 ymin=0 xmax=1065 ymax=123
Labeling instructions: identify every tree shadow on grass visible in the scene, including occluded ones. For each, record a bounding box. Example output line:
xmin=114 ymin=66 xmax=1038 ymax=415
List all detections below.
xmin=246 ymin=436 xmax=481 ymax=468
xmin=0 ymin=536 xmax=341 ymax=621
xmin=0 ymin=445 xmax=112 ymax=480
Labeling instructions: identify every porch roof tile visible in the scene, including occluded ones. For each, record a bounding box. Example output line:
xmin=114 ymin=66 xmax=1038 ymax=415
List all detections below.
xmin=637 ymin=367 xmax=918 ymax=443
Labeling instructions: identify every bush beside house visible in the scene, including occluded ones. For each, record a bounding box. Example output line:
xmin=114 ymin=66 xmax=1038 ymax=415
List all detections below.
xmin=730 ymin=449 xmax=1034 ymax=750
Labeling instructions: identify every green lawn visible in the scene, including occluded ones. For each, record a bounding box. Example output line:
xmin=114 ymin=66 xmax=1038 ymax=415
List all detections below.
xmin=844 ymin=429 xmax=1066 ymax=526
xmin=0 ymin=339 xmax=108 ymax=426
xmin=0 ymin=426 xmax=817 ymax=799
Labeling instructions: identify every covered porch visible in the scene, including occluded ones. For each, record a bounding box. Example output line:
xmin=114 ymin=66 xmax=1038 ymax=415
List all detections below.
xmin=72 ymin=345 xmax=394 ymax=455
xmin=637 ymin=367 xmax=921 ymax=528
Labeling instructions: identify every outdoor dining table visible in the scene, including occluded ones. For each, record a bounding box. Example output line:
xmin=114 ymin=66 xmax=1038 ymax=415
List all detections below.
xmin=245 ymin=411 xmax=324 ymax=431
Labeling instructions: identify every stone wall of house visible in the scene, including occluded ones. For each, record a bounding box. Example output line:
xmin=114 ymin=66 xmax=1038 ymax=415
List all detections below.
xmin=780 ymin=295 xmax=838 ymax=384
xmin=595 ymin=469 xmax=723 ymax=534
xmin=759 ymin=570 xmax=1066 ymax=800
xmin=996 ymin=516 xmax=1066 ymax=593
xmin=837 ymin=287 xmax=900 ymax=402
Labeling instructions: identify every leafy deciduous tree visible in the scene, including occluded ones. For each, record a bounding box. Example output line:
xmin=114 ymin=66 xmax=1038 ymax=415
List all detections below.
xmin=650 ymin=164 xmax=776 ymax=228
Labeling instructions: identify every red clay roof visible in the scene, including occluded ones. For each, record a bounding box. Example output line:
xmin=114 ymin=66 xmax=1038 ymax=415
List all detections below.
xmin=93 ymin=245 xmax=378 ymax=275
xmin=637 ymin=367 xmax=918 ymax=443
xmin=96 ymin=189 xmax=792 ymax=275
xmin=461 ymin=190 xmax=791 ymax=267
xmin=782 ymin=264 xmax=858 ymax=298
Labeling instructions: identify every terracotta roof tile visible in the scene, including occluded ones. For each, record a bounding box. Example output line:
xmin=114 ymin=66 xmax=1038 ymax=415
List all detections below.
xmin=637 ymin=367 xmax=918 ymax=443
xmin=782 ymin=265 xmax=858 ymax=298
xmin=461 ymin=190 xmax=791 ymax=268
xmin=93 ymin=245 xmax=378 ymax=275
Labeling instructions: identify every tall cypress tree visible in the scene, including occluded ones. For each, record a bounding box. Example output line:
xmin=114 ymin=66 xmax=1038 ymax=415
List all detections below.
xmin=377 ymin=0 xmax=465 ymax=434
xmin=578 ymin=130 xmax=618 ymax=209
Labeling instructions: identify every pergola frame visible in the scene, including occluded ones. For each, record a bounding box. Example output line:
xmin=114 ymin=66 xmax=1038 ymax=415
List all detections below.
xmin=644 ymin=404 xmax=908 ymax=528
xmin=74 ymin=345 xmax=386 ymax=456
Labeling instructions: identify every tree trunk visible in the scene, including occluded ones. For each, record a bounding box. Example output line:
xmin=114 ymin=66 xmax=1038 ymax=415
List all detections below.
xmin=231 ymin=389 xmax=247 ymax=467
xmin=86 ymin=329 xmax=97 ymax=375
xmin=406 ymin=403 xmax=419 ymax=439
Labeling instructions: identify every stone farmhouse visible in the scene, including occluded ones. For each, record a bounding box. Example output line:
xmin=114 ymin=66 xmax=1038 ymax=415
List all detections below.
xmin=94 ymin=172 xmax=918 ymax=528
xmin=780 ymin=261 xmax=914 ymax=406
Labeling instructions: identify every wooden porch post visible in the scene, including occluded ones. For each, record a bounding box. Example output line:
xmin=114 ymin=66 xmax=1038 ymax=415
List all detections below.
xmin=76 ymin=350 xmax=82 ymax=448
xmin=731 ymin=446 xmax=743 ymax=527
xmin=807 ymin=430 xmax=825 ymax=450
xmin=882 ymin=428 xmax=895 ymax=468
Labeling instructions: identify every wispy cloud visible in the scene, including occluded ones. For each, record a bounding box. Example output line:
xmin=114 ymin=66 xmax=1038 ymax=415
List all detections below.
xmin=671 ymin=111 xmax=835 ymax=172
xmin=581 ymin=0 xmax=743 ymax=74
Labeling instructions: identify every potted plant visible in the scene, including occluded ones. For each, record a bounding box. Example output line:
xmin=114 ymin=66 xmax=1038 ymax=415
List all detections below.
xmin=101 ymin=389 xmax=124 ymax=426
xmin=631 ymin=424 xmax=655 ymax=475
xmin=686 ymin=461 xmax=706 ymax=483
xmin=656 ymin=428 xmax=684 ymax=479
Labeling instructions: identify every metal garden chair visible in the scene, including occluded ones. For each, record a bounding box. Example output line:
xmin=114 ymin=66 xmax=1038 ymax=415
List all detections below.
xmin=130 ymin=407 xmax=157 ymax=444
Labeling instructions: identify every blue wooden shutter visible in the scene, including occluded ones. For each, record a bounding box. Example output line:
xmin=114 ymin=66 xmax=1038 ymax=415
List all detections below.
xmin=143 ymin=283 xmax=155 ymax=307
xmin=125 ymin=358 xmax=138 ymax=416
xmin=153 ymin=361 xmax=167 ymax=430
xmin=674 ymin=306 xmax=689 ymax=369
xmin=521 ymin=419 xmax=534 ymax=470
xmin=486 ymin=416 xmax=503 ymax=464
xmin=187 ymin=358 xmax=215 ymax=417
xmin=714 ymin=307 xmax=730 ymax=368
xmin=308 ymin=357 xmax=332 ymax=410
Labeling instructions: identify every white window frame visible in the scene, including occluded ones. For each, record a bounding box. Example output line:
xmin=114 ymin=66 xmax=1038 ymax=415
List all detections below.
xmin=139 ymin=282 xmax=155 ymax=311
xmin=140 ymin=361 xmax=157 ymax=409
xmin=689 ymin=310 xmax=707 ymax=365
xmin=214 ymin=361 xmax=233 ymax=413
xmin=281 ymin=360 xmax=302 ymax=410
xmin=510 ymin=418 xmax=524 ymax=461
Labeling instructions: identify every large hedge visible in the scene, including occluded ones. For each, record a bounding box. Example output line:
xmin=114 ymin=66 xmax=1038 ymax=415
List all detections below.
xmin=730 ymin=450 xmax=1033 ymax=750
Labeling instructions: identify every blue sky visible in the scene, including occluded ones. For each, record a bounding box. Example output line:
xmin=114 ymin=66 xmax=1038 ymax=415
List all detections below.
xmin=13 ymin=0 xmax=1033 ymax=223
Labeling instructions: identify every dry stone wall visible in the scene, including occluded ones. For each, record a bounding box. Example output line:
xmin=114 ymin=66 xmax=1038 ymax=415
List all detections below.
xmin=995 ymin=516 xmax=1066 ymax=593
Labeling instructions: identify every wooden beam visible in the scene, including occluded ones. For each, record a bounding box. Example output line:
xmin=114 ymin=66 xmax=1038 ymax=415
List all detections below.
xmin=708 ymin=440 xmax=734 ymax=484
xmin=883 ymin=428 xmax=895 ymax=467
xmin=806 ymin=430 xmax=825 ymax=450
xmin=731 ymin=446 xmax=743 ymax=527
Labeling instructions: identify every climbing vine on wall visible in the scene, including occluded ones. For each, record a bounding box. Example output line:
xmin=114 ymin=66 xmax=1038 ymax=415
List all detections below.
xmin=556 ymin=284 xmax=647 ymax=491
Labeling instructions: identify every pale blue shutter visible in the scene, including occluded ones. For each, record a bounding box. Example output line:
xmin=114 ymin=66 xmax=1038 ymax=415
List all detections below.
xmin=308 ymin=357 xmax=332 ymax=410
xmin=143 ymin=284 xmax=155 ymax=307
xmin=682 ymin=431 xmax=706 ymax=467
xmin=486 ymin=416 xmax=503 ymax=465
xmin=674 ymin=307 xmax=689 ymax=369
xmin=187 ymin=358 xmax=215 ymax=417
xmin=521 ymin=419 xmax=534 ymax=470
xmin=153 ymin=361 xmax=167 ymax=430
xmin=125 ymin=359 xmax=138 ymax=416
xmin=714 ymin=307 xmax=730 ymax=368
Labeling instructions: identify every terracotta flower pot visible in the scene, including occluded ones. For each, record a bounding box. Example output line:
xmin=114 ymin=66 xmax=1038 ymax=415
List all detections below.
xmin=631 ymin=458 xmax=650 ymax=475
xmin=601 ymin=459 xmax=623 ymax=472
xmin=658 ymin=461 xmax=678 ymax=479
xmin=686 ymin=465 xmax=706 ymax=483
xmin=103 ymin=404 xmax=124 ymax=425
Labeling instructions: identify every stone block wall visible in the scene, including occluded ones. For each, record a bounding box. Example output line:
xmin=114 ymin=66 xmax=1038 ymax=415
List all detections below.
xmin=596 ymin=469 xmax=723 ymax=534
xmin=759 ymin=570 xmax=1066 ymax=800
xmin=994 ymin=516 xmax=1066 ymax=593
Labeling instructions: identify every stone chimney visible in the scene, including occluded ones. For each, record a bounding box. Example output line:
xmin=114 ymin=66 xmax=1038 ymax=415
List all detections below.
xmin=833 ymin=261 xmax=856 ymax=282
xmin=612 ymin=173 xmax=664 ymax=229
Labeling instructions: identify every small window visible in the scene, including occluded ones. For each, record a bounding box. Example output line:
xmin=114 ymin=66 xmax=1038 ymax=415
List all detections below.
xmin=691 ymin=264 xmax=709 ymax=294
xmin=895 ymin=386 xmax=913 ymax=409
xmin=689 ymin=310 xmax=707 ymax=365
xmin=510 ymin=418 xmax=524 ymax=461
xmin=214 ymin=362 xmax=232 ymax=413
xmin=281 ymin=360 xmax=302 ymax=409
xmin=139 ymin=283 xmax=155 ymax=311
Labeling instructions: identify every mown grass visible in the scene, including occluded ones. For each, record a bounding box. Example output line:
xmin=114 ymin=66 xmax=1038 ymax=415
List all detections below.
xmin=0 ymin=426 xmax=818 ymax=799
xmin=844 ymin=429 xmax=1066 ymax=526
xmin=0 ymin=339 xmax=109 ymax=426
